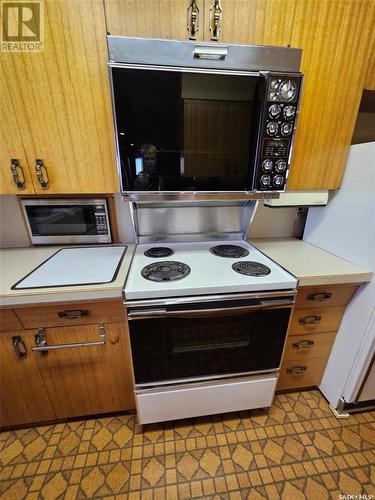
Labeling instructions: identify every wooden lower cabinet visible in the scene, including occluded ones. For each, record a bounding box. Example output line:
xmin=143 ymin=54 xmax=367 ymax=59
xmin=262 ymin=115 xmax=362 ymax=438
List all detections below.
xmin=34 ymin=322 xmax=134 ymax=419
xmin=0 ymin=330 xmax=55 ymax=427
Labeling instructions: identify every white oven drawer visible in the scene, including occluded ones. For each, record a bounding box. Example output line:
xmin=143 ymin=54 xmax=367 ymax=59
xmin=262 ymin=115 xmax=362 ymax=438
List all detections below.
xmin=135 ymin=374 xmax=278 ymax=424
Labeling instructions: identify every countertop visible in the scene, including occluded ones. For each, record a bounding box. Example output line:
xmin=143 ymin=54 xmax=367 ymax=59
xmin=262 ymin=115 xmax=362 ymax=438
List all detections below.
xmin=250 ymin=237 xmax=373 ymax=287
xmin=0 ymin=244 xmax=135 ymax=306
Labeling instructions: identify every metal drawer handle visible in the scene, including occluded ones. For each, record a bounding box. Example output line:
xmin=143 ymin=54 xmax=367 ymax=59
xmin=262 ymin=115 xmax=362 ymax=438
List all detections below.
xmin=209 ymin=0 xmax=222 ymax=41
xmin=35 ymin=159 xmax=49 ymax=189
xmin=32 ymin=324 xmax=106 ymax=352
xmin=10 ymin=159 xmax=25 ymax=190
xmin=58 ymin=309 xmax=90 ymax=320
xmin=307 ymin=292 xmax=332 ymax=302
xmin=299 ymin=315 xmax=321 ymax=325
xmin=287 ymin=366 xmax=307 ymax=375
xmin=12 ymin=336 xmax=27 ymax=358
xmin=187 ymin=0 xmax=199 ymax=40
xmin=292 ymin=339 xmax=314 ymax=349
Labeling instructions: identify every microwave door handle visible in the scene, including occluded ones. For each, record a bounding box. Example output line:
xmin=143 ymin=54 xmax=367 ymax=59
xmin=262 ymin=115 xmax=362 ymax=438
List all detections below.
xmin=127 ymin=299 xmax=294 ymax=320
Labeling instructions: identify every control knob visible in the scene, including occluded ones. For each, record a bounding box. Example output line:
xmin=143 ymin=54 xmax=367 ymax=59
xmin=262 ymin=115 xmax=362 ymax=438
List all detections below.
xmin=283 ymin=105 xmax=296 ymax=120
xmin=281 ymin=122 xmax=293 ymax=136
xmin=262 ymin=160 xmax=273 ymax=172
xmin=260 ymin=175 xmax=271 ymax=187
xmin=267 ymin=122 xmax=278 ymax=136
xmin=273 ymin=175 xmax=284 ymax=187
xmin=269 ymin=104 xmax=281 ymax=118
xmin=275 ymin=160 xmax=287 ymax=173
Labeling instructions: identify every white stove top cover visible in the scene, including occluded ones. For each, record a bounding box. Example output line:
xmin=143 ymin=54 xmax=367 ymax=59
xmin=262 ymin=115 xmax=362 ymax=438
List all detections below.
xmin=125 ymin=241 xmax=297 ymax=300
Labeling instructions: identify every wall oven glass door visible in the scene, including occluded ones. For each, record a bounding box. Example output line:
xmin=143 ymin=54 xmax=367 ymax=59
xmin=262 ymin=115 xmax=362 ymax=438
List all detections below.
xmin=111 ymin=67 xmax=261 ymax=192
xmin=128 ymin=297 xmax=293 ymax=387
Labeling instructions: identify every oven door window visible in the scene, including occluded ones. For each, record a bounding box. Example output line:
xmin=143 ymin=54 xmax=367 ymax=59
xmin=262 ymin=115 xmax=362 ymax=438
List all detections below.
xmin=25 ymin=205 xmax=97 ymax=236
xmin=112 ymin=68 xmax=261 ymax=191
xmin=129 ymin=307 xmax=291 ymax=385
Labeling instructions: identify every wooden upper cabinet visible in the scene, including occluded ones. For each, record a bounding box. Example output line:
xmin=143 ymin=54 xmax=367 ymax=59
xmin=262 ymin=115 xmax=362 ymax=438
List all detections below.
xmin=203 ymin=0 xmax=296 ymax=45
xmin=287 ymin=0 xmax=374 ymax=190
xmin=0 ymin=65 xmax=35 ymax=194
xmin=105 ymin=0 xmax=204 ymax=41
xmin=1 ymin=0 xmax=118 ymax=194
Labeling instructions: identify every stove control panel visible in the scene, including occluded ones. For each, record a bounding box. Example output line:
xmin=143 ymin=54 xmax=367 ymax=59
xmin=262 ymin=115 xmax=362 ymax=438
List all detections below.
xmin=255 ymin=73 xmax=302 ymax=192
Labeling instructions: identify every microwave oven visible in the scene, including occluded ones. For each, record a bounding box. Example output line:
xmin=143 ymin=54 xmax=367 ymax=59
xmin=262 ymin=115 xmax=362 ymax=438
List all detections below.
xmin=21 ymin=199 xmax=112 ymax=245
xmin=108 ymin=37 xmax=303 ymax=200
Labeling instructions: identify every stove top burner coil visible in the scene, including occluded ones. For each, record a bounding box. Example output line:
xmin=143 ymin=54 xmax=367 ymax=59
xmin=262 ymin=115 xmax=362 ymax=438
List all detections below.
xmin=144 ymin=247 xmax=174 ymax=258
xmin=232 ymin=261 xmax=271 ymax=277
xmin=141 ymin=261 xmax=191 ymax=282
xmin=209 ymin=245 xmax=249 ymax=258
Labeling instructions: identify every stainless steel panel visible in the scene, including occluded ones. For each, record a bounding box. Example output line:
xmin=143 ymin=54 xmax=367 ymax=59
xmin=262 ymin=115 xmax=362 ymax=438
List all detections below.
xmin=122 ymin=192 xmax=269 ymax=202
xmin=108 ymin=36 xmax=302 ymax=73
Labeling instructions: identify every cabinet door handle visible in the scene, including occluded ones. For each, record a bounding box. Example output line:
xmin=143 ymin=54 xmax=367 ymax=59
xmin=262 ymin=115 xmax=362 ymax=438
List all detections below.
xmin=35 ymin=159 xmax=49 ymax=189
xmin=287 ymin=366 xmax=307 ymax=375
xmin=12 ymin=335 xmax=27 ymax=358
xmin=299 ymin=315 xmax=321 ymax=325
xmin=10 ymin=159 xmax=25 ymax=190
xmin=292 ymin=339 xmax=314 ymax=349
xmin=32 ymin=325 xmax=106 ymax=352
xmin=307 ymin=292 xmax=332 ymax=302
xmin=58 ymin=309 xmax=90 ymax=320
xmin=187 ymin=0 xmax=199 ymax=40
xmin=209 ymin=0 xmax=222 ymax=41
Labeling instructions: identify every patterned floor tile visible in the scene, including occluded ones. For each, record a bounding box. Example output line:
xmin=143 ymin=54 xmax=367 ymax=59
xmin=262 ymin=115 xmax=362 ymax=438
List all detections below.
xmin=1 ymin=389 xmax=375 ymax=499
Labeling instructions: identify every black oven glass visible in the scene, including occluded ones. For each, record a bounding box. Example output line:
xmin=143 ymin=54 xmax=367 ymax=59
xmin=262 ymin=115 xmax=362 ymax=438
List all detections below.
xmin=25 ymin=205 xmax=97 ymax=236
xmin=112 ymin=68 xmax=260 ymax=191
xmin=129 ymin=307 xmax=291 ymax=384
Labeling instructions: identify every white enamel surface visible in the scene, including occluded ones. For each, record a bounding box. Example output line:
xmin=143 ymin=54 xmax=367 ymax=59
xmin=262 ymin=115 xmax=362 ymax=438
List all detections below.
xmin=14 ymin=246 xmax=127 ymax=289
xmin=124 ymin=240 xmax=297 ymax=299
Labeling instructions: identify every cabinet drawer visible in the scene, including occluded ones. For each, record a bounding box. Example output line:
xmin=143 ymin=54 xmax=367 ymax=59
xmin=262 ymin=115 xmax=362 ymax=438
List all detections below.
xmin=295 ymin=284 xmax=358 ymax=308
xmin=283 ymin=331 xmax=336 ymax=362
xmin=289 ymin=306 xmax=345 ymax=335
xmin=16 ymin=300 xmax=124 ymax=329
xmin=0 ymin=309 xmax=23 ymax=332
xmin=277 ymin=357 xmax=329 ymax=391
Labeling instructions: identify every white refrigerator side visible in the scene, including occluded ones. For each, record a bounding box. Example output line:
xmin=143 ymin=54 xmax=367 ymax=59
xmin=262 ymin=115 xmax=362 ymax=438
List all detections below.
xmin=303 ymin=142 xmax=375 ymax=408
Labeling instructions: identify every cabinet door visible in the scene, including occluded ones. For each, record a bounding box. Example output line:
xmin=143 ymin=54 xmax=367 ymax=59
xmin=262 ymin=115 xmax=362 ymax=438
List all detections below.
xmin=287 ymin=0 xmax=374 ymax=190
xmin=33 ymin=322 xmax=134 ymax=419
xmin=0 ymin=63 xmax=35 ymax=194
xmin=203 ymin=0 xmax=296 ymax=44
xmin=1 ymin=0 xmax=118 ymax=194
xmin=0 ymin=330 xmax=55 ymax=428
xmin=105 ymin=0 xmax=204 ymax=41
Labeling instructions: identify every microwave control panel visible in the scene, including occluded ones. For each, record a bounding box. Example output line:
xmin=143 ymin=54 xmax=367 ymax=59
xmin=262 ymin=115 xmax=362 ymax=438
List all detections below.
xmin=255 ymin=74 xmax=302 ymax=192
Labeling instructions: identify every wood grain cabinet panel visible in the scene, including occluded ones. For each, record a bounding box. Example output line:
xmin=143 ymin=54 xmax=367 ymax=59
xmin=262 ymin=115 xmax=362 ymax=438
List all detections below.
xmin=33 ymin=322 xmax=134 ymax=418
xmin=0 ymin=330 xmax=55 ymax=428
xmin=283 ymin=331 xmax=337 ymax=362
xmin=16 ymin=300 xmax=125 ymax=329
xmin=288 ymin=0 xmax=374 ymax=190
xmin=0 ymin=309 xmax=23 ymax=332
xmin=1 ymin=0 xmax=118 ymax=194
xmin=278 ymin=356 xmax=329 ymax=390
xmin=289 ymin=306 xmax=345 ymax=335
xmin=295 ymin=284 xmax=359 ymax=309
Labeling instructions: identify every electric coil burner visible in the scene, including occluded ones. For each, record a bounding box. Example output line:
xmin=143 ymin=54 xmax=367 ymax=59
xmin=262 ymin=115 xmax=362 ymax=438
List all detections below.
xmin=141 ymin=261 xmax=191 ymax=282
xmin=232 ymin=261 xmax=271 ymax=277
xmin=144 ymin=247 xmax=174 ymax=258
xmin=210 ymin=245 xmax=249 ymax=258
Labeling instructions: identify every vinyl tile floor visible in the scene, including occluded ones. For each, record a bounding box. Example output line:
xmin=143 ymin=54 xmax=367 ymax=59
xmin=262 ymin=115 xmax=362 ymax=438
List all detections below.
xmin=1 ymin=390 xmax=375 ymax=500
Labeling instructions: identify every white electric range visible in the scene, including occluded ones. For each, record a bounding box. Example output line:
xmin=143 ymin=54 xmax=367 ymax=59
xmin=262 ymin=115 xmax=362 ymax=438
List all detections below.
xmin=123 ymin=240 xmax=298 ymax=425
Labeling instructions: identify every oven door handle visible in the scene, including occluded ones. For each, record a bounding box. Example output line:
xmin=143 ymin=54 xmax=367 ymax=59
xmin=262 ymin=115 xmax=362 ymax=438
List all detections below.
xmin=127 ymin=299 xmax=294 ymax=320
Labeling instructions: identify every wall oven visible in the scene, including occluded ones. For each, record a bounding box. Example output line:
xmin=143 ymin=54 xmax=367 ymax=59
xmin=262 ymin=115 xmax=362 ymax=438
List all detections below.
xmin=21 ymin=198 xmax=112 ymax=245
xmin=126 ymin=291 xmax=295 ymax=424
xmin=108 ymin=37 xmax=303 ymax=200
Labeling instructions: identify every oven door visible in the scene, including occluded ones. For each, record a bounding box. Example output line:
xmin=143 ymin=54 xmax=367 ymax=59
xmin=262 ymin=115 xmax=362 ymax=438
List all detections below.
xmin=126 ymin=293 xmax=295 ymax=388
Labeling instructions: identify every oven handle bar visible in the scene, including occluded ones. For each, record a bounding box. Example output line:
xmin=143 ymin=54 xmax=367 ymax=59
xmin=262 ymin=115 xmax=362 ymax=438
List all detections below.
xmin=127 ymin=298 xmax=294 ymax=320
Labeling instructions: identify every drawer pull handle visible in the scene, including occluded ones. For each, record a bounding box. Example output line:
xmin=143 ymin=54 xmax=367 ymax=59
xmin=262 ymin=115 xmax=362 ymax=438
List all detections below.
xmin=187 ymin=0 xmax=199 ymax=40
xmin=287 ymin=366 xmax=307 ymax=375
xmin=12 ymin=335 xmax=27 ymax=358
xmin=307 ymin=292 xmax=332 ymax=302
xmin=299 ymin=315 xmax=321 ymax=325
xmin=58 ymin=309 xmax=89 ymax=320
xmin=32 ymin=325 xmax=106 ymax=353
xmin=10 ymin=159 xmax=25 ymax=190
xmin=35 ymin=159 xmax=49 ymax=189
xmin=209 ymin=0 xmax=222 ymax=41
xmin=293 ymin=340 xmax=314 ymax=349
